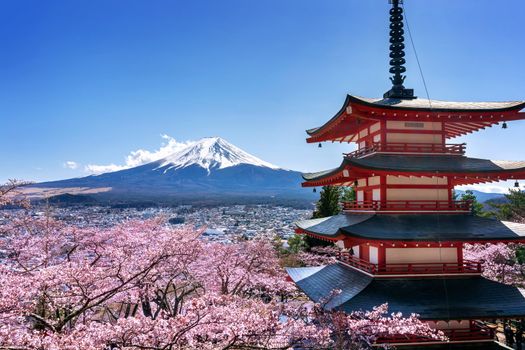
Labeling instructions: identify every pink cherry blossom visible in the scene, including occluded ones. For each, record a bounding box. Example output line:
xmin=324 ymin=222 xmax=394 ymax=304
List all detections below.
xmin=0 ymin=184 xmax=442 ymax=349
xmin=465 ymin=243 xmax=525 ymax=287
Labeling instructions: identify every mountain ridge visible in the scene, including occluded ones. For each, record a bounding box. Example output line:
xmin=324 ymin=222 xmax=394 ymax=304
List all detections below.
xmin=157 ymin=137 xmax=281 ymax=173
xmin=32 ymin=137 xmax=313 ymax=203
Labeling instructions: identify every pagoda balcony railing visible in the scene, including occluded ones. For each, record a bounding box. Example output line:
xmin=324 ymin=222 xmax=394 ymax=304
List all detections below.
xmin=341 ymin=200 xmax=472 ymax=213
xmin=344 ymin=142 xmax=466 ymax=158
xmin=336 ymin=252 xmax=482 ymax=276
xmin=377 ymin=324 xmax=495 ymax=344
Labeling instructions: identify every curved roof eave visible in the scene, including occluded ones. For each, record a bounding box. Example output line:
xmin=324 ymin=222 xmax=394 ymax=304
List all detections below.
xmin=346 ymin=94 xmax=525 ymax=113
xmin=302 ymin=160 xmax=348 ymax=182
xmin=302 ymin=155 xmax=525 ymax=185
xmin=306 ymin=95 xmax=352 ymax=137
xmin=346 ymin=154 xmax=525 ymax=174
xmin=288 ymin=263 xmax=525 ymax=320
xmin=305 ymin=94 xmax=525 ymax=139
xmin=297 ymin=214 xmax=525 ymax=242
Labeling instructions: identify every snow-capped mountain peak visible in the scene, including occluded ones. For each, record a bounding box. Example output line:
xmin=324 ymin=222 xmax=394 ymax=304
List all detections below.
xmin=158 ymin=137 xmax=280 ymax=173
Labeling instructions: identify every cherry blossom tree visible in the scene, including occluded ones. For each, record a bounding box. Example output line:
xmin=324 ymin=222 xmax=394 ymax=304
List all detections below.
xmin=0 ymin=179 xmax=30 ymax=208
xmin=0 ymin=216 xmax=315 ymax=349
xmin=296 ymin=245 xmax=339 ymax=266
xmin=0 ymin=183 xmax=441 ymax=349
xmin=465 ymin=243 xmax=525 ymax=287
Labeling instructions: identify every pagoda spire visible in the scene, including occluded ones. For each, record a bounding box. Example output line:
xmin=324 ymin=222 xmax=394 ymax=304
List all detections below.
xmin=383 ymin=0 xmax=416 ymax=100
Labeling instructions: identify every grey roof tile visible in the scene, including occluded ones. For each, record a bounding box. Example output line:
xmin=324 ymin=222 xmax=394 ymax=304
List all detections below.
xmin=297 ymin=214 xmax=525 ymax=242
xmin=303 ymin=154 xmax=525 ymax=182
xmin=289 ymin=263 xmax=525 ymax=320
xmin=296 ymin=214 xmax=373 ymax=237
xmin=287 ymin=264 xmax=373 ymax=309
xmin=353 ymin=95 xmax=525 ymax=111
xmin=306 ymin=94 xmax=525 ymax=137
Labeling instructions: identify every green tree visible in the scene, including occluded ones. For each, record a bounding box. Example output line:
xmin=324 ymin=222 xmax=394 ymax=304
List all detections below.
xmin=312 ymin=186 xmax=343 ymax=219
xmin=459 ymin=190 xmax=486 ymax=217
xmin=492 ymin=189 xmax=525 ymax=223
xmin=307 ymin=186 xmax=347 ymax=248
xmin=287 ymin=234 xmax=308 ymax=254
xmin=341 ymin=187 xmax=356 ymax=202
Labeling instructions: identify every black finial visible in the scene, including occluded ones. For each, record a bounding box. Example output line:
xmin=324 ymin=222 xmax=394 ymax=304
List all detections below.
xmin=383 ymin=0 xmax=416 ymax=100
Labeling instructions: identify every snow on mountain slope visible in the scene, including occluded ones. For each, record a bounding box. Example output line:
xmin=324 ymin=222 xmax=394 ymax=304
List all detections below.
xmin=32 ymin=136 xmax=310 ymax=200
xmin=157 ymin=137 xmax=281 ymax=173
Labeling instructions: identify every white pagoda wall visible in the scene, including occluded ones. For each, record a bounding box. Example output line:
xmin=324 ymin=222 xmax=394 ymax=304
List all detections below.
xmin=386 ymin=175 xmax=447 ymax=185
xmin=387 ymin=188 xmax=449 ymax=201
xmin=386 ymin=175 xmax=450 ymax=202
xmin=369 ymin=246 xmax=379 ymax=264
xmin=386 ymin=121 xmax=442 ymax=131
xmin=385 ymin=120 xmax=443 ymax=144
xmin=370 ymin=122 xmax=381 ymax=134
xmin=385 ymin=247 xmax=458 ymax=264
xmin=355 ymin=121 xmax=447 ymax=148
xmin=352 ymin=245 xmax=360 ymax=258
xmin=386 ymin=133 xmax=442 ymax=144
xmin=355 ymin=176 xmax=452 ymax=203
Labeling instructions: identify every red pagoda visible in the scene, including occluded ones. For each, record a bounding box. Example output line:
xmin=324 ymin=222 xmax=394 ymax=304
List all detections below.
xmin=287 ymin=1 xmax=525 ymax=348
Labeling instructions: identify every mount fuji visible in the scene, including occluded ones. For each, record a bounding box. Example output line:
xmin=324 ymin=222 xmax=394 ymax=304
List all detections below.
xmin=33 ymin=137 xmax=312 ymax=204
xmin=156 ymin=137 xmax=280 ymax=174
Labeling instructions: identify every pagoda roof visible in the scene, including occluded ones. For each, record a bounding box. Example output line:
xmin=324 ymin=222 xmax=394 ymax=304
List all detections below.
xmin=306 ymin=95 xmax=525 ymax=142
xmin=296 ymin=214 xmax=525 ymax=243
xmin=346 ymin=95 xmax=525 ymax=113
xmin=287 ymin=263 xmax=525 ymax=320
xmin=302 ymin=154 xmax=525 ymax=186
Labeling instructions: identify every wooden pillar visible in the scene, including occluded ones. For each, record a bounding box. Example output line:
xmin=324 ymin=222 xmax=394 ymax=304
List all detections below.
xmin=378 ymin=245 xmax=386 ymax=267
xmin=360 ymin=244 xmax=370 ymax=262
xmin=447 ymin=177 xmax=453 ymax=201
xmin=380 ymin=120 xmax=387 ymax=145
xmin=380 ymin=175 xmax=387 ymax=206
xmin=457 ymin=243 xmax=464 ymax=264
xmin=440 ymin=123 xmax=446 ymax=147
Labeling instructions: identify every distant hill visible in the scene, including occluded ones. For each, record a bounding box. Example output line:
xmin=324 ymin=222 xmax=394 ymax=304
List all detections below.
xmin=455 ymin=189 xmax=509 ymax=211
xmin=455 ymin=189 xmax=506 ymax=204
xmin=30 ymin=137 xmax=315 ymax=206
xmin=36 ymin=193 xmax=98 ymax=206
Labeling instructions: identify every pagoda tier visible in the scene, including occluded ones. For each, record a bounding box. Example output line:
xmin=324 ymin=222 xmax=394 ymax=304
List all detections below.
xmin=287 ymin=263 xmax=525 ymax=346
xmin=307 ymin=95 xmax=525 ymax=143
xmin=302 ymin=154 xmax=525 ymax=213
xmin=296 ymin=214 xmax=525 ymax=277
xmin=302 ymin=154 xmax=525 ymax=188
xmin=296 ymin=214 xmax=525 ymax=243
xmin=287 ymin=264 xmax=525 ymax=320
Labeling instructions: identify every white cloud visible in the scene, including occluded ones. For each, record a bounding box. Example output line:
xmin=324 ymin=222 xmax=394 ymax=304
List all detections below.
xmin=63 ymin=161 xmax=79 ymax=170
xmin=84 ymin=163 xmax=128 ymax=174
xmin=456 ymin=181 xmax=519 ymax=194
xmin=85 ymin=135 xmax=194 ymax=175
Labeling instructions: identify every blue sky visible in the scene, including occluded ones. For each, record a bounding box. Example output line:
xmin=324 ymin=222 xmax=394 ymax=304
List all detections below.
xmin=1 ymin=0 xmax=524 ymax=192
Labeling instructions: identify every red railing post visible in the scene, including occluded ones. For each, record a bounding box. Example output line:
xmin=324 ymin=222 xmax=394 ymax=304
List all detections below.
xmin=337 ymin=255 xmax=482 ymax=276
xmin=341 ymin=200 xmax=472 ymax=213
xmin=344 ymin=142 xmax=466 ymax=158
